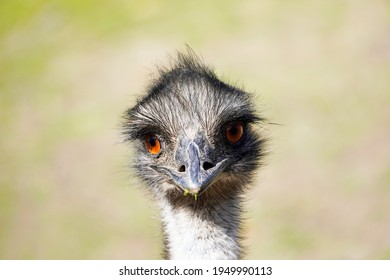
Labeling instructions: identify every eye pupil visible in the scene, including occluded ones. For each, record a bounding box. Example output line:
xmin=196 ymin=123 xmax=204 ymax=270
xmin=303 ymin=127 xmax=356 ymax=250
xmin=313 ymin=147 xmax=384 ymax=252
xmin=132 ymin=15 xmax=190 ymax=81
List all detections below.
xmin=230 ymin=127 xmax=238 ymax=135
xmin=149 ymin=136 xmax=156 ymax=146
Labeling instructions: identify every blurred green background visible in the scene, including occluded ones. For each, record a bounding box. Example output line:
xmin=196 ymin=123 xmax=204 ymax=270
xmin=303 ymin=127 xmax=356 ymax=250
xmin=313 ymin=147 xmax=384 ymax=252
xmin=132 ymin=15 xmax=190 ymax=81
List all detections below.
xmin=1 ymin=0 xmax=390 ymax=259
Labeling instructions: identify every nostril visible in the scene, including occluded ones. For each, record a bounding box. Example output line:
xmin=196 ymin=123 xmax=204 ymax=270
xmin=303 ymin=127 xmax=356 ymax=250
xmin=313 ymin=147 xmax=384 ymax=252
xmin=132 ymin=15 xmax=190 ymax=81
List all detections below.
xmin=203 ymin=161 xmax=215 ymax=171
xmin=178 ymin=165 xmax=186 ymax=172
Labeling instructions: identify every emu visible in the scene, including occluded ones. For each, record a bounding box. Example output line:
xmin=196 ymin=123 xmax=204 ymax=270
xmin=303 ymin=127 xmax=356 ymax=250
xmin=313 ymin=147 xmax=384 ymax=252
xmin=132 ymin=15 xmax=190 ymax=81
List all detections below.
xmin=122 ymin=50 xmax=265 ymax=259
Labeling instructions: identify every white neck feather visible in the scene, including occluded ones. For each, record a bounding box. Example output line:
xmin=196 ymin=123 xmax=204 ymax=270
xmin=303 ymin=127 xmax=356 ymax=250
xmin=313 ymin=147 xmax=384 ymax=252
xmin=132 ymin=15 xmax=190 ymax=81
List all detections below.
xmin=158 ymin=197 xmax=242 ymax=260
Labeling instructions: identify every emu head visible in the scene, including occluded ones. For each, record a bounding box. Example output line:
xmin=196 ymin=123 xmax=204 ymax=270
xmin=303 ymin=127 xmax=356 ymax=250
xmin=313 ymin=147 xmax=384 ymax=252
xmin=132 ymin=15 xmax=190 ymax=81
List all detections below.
xmin=123 ymin=52 xmax=264 ymax=206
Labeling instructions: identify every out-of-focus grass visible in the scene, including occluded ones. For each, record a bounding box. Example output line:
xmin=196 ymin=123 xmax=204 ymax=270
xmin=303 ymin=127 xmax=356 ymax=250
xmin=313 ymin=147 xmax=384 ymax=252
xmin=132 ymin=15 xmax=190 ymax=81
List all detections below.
xmin=1 ymin=0 xmax=389 ymax=259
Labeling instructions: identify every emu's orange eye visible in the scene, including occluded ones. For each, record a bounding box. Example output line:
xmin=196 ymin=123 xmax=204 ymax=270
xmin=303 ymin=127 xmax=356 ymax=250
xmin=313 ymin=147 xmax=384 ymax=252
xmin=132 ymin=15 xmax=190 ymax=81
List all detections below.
xmin=145 ymin=134 xmax=161 ymax=154
xmin=226 ymin=121 xmax=244 ymax=144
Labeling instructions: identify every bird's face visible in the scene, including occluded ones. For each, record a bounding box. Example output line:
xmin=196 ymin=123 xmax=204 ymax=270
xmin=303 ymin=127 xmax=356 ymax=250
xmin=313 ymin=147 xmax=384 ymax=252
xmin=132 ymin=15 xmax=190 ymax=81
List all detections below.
xmin=123 ymin=57 xmax=264 ymax=202
xmin=145 ymin=121 xmax=248 ymax=199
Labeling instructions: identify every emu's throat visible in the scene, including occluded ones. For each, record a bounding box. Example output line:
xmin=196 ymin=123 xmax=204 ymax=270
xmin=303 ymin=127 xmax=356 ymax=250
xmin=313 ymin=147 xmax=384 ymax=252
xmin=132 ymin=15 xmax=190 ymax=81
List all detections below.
xmin=159 ymin=196 xmax=242 ymax=260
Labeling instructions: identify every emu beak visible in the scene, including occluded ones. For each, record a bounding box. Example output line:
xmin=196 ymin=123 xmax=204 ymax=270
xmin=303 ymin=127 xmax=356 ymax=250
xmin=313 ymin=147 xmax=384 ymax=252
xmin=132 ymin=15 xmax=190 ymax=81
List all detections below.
xmin=158 ymin=141 xmax=227 ymax=198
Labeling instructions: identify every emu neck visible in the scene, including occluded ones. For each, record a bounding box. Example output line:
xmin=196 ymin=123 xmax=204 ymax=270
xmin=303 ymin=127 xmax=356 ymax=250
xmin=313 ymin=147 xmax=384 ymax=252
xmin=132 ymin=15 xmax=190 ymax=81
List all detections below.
xmin=159 ymin=196 xmax=242 ymax=260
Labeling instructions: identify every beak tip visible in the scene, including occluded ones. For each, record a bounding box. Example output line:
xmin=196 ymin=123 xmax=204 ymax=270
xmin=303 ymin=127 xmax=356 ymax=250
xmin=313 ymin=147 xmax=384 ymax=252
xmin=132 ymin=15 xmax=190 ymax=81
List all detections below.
xmin=189 ymin=187 xmax=201 ymax=195
xmin=182 ymin=187 xmax=201 ymax=201
xmin=183 ymin=186 xmax=201 ymax=196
